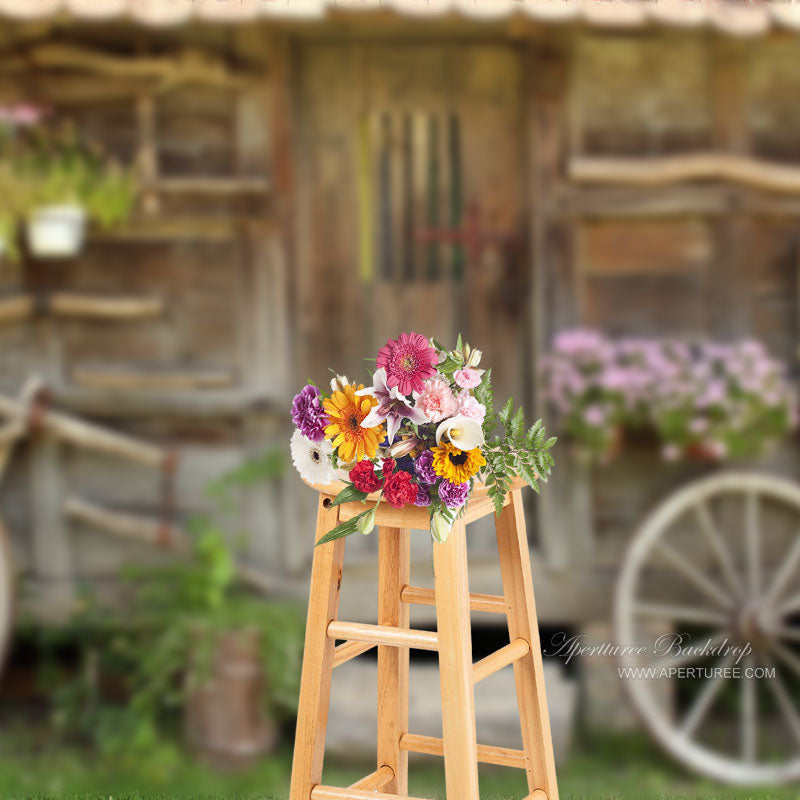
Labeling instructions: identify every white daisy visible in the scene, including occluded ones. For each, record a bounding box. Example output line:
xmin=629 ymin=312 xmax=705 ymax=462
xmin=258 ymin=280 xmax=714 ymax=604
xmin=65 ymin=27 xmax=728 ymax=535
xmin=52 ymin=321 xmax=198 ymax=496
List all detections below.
xmin=290 ymin=429 xmax=336 ymax=485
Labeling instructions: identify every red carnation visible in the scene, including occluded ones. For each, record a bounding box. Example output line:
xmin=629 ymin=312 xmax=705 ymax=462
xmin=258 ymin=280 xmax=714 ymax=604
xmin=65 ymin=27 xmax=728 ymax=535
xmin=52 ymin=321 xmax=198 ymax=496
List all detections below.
xmin=381 ymin=458 xmax=396 ymax=478
xmin=349 ymin=459 xmax=383 ymax=493
xmin=383 ymin=470 xmax=417 ymax=509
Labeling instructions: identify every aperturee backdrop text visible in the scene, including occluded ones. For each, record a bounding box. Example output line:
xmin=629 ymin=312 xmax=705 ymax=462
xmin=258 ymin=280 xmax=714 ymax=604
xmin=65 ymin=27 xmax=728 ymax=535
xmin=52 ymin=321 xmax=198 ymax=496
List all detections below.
xmin=290 ymin=332 xmax=555 ymax=544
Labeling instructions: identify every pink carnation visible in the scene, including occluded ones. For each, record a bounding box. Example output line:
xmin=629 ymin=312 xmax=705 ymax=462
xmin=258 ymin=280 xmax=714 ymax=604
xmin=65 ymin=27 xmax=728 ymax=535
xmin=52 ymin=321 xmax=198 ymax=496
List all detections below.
xmin=457 ymin=392 xmax=486 ymax=424
xmin=454 ymin=368 xmax=482 ymax=389
xmin=416 ymin=377 xmax=458 ymax=423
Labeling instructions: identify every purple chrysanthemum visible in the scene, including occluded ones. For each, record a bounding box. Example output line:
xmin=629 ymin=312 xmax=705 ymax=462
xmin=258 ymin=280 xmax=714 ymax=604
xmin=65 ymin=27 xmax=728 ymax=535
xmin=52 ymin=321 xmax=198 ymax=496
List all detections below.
xmin=414 ymin=484 xmax=432 ymax=507
xmin=414 ymin=450 xmax=437 ymax=485
xmin=291 ymin=384 xmax=329 ymax=443
xmin=438 ymin=479 xmax=470 ymax=509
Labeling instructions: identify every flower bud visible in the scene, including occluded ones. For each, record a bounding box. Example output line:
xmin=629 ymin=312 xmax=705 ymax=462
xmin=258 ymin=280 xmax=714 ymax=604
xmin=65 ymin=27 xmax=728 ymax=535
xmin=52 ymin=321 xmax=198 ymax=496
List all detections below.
xmin=467 ymin=348 xmax=482 ymax=368
xmin=356 ymin=507 xmax=376 ymax=536
xmin=430 ymin=512 xmax=453 ymax=544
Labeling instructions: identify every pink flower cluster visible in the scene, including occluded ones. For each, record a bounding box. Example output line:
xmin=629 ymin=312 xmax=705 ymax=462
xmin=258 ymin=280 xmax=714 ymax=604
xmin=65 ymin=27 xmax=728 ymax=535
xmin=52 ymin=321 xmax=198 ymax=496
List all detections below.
xmin=541 ymin=329 xmax=797 ymax=461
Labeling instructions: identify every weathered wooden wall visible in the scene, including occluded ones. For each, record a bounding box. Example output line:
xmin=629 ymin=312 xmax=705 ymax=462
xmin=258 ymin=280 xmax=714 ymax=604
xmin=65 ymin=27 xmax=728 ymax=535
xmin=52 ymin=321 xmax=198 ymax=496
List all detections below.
xmin=0 ymin=23 xmax=293 ymax=619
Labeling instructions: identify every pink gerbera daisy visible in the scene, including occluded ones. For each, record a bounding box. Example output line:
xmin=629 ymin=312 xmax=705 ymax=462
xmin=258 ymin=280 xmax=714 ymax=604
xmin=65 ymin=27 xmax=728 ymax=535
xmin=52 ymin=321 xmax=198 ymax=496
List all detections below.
xmin=376 ymin=332 xmax=438 ymax=395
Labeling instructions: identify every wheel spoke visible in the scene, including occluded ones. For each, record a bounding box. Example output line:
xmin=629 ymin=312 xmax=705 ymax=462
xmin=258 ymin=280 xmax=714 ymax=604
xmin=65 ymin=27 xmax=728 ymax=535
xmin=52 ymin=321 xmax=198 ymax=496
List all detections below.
xmin=741 ymin=655 xmax=757 ymax=763
xmin=679 ymin=654 xmax=736 ymax=738
xmin=658 ymin=630 xmax=728 ymax=670
xmin=745 ymin=491 xmax=761 ymax=598
xmin=635 ymin=601 xmax=728 ymax=627
xmin=694 ymin=501 xmax=743 ymax=597
xmin=773 ymin=626 xmax=800 ymax=645
xmin=766 ymin=531 xmax=800 ymax=606
xmin=653 ymin=540 xmax=733 ymax=610
xmin=771 ymin=641 xmax=800 ymax=681
xmin=780 ymin=591 xmax=800 ymax=616
xmin=764 ymin=657 xmax=800 ymax=751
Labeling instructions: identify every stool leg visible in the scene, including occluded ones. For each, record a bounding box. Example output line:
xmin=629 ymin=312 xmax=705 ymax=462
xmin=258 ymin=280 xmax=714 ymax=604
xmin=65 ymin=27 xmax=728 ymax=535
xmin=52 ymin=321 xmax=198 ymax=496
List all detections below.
xmin=377 ymin=526 xmax=411 ymax=794
xmin=433 ymin=518 xmax=480 ymax=800
xmin=495 ymin=489 xmax=559 ymax=800
xmin=290 ymin=496 xmax=346 ymax=800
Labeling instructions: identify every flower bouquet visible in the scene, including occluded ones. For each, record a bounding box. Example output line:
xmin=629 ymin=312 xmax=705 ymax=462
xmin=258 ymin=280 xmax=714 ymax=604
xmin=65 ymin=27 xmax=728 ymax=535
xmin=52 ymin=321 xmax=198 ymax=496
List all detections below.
xmin=290 ymin=332 xmax=556 ymax=545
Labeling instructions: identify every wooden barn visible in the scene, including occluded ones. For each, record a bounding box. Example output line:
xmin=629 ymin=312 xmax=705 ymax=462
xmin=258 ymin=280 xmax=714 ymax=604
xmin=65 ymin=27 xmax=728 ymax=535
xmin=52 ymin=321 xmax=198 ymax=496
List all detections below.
xmin=2 ymin=0 xmax=800 ymax=747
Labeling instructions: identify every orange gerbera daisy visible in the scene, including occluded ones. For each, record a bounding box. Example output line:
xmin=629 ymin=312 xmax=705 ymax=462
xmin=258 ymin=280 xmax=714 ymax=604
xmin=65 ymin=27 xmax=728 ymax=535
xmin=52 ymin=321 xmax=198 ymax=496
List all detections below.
xmin=323 ymin=383 xmax=384 ymax=463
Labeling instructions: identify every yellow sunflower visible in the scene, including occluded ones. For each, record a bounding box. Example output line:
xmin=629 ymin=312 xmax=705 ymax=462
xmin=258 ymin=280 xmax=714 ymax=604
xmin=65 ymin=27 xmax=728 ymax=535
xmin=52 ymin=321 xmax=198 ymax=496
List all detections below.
xmin=431 ymin=442 xmax=486 ymax=484
xmin=323 ymin=383 xmax=383 ymax=463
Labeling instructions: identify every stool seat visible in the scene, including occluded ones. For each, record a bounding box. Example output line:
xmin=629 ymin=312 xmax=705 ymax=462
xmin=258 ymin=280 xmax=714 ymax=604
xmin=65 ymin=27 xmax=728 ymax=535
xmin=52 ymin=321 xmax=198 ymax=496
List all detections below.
xmin=289 ymin=482 xmax=559 ymax=800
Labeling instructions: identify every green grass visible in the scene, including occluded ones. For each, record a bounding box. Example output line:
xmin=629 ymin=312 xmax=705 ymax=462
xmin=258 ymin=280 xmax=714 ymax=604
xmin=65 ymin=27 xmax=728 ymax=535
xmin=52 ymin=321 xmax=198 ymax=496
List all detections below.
xmin=0 ymin=731 xmax=798 ymax=800
xmin=0 ymin=726 xmax=798 ymax=800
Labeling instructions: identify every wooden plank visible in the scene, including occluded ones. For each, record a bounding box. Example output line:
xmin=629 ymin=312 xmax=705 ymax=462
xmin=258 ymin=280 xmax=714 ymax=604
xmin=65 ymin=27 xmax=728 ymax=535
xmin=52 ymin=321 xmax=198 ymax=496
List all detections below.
xmin=0 ymin=393 xmax=166 ymax=468
xmin=399 ymin=733 xmax=526 ymax=769
xmin=289 ymin=496 xmax=346 ymax=800
xmin=495 ymin=490 xmax=559 ymax=800
xmin=326 ymin=621 xmax=438 ymax=652
xmin=377 ymin=526 xmax=410 ymax=794
xmin=400 ymin=584 xmax=506 ymax=615
xmin=530 ymin=44 xmax=580 ymax=572
xmin=71 ymin=367 xmax=236 ymax=391
xmin=472 ymin=638 xmax=530 ymax=684
xmin=63 ymin=495 xmax=188 ymax=552
xmin=0 ymin=295 xmax=33 ymax=324
xmin=432 ymin=518 xmax=480 ymax=800
xmin=49 ymin=293 xmax=163 ymax=319
xmin=580 ymin=220 xmax=712 ymax=277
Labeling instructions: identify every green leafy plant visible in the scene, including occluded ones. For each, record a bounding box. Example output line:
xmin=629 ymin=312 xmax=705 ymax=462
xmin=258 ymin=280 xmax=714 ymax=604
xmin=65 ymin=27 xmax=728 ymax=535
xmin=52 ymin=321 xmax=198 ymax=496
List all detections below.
xmin=17 ymin=122 xmax=136 ymax=226
xmin=476 ymin=372 xmax=557 ymax=515
xmin=48 ymin=451 xmax=301 ymax=763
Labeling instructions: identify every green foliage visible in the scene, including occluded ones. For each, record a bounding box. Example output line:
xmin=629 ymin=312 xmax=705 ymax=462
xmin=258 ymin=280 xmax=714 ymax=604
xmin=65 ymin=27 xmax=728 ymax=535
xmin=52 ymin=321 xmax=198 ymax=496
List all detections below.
xmin=0 ymin=120 xmax=137 ymax=261
xmin=479 ymin=371 xmax=556 ymax=515
xmin=48 ymin=456 xmax=303 ymax=763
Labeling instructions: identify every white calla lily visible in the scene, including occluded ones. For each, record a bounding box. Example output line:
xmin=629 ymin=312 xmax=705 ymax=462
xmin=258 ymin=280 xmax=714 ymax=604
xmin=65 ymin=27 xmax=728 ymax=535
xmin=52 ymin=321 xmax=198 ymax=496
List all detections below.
xmin=435 ymin=415 xmax=484 ymax=450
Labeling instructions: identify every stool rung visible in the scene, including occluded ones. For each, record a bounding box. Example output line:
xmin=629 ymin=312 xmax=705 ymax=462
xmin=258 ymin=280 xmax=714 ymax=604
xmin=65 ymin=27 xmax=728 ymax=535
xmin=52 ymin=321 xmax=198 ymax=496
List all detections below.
xmin=472 ymin=637 xmax=530 ymax=684
xmin=400 ymin=584 xmax=507 ymax=615
xmin=312 ymin=786 xmax=432 ymax=800
xmin=348 ymin=765 xmax=394 ymax=791
xmin=399 ymin=732 xmax=527 ymax=769
xmin=332 ymin=640 xmax=375 ymax=668
xmin=327 ymin=620 xmax=438 ymax=651
xmin=526 ymin=791 xmax=548 ymax=800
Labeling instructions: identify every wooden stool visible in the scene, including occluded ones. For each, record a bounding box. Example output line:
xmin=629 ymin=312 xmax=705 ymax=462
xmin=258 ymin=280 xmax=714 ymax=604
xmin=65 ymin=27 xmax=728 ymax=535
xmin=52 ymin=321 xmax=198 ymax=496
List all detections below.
xmin=289 ymin=479 xmax=558 ymax=800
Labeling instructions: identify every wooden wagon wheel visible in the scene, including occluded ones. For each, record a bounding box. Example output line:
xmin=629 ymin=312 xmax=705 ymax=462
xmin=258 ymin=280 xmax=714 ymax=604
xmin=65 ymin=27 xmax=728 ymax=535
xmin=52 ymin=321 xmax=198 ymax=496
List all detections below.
xmin=615 ymin=471 xmax=800 ymax=785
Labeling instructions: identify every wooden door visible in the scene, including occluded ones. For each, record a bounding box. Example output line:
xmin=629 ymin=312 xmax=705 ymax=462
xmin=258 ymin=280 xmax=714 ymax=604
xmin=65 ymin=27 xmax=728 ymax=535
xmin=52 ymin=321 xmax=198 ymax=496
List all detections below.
xmin=295 ymin=43 xmax=528 ymax=407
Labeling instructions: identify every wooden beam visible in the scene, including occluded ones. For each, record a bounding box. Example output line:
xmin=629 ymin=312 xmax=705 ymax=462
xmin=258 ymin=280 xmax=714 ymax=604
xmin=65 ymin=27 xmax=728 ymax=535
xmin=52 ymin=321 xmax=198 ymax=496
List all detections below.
xmin=0 ymin=294 xmax=33 ymax=324
xmin=27 ymin=44 xmax=248 ymax=90
xmin=348 ymin=765 xmax=394 ymax=792
xmin=64 ymin=495 xmax=189 ymax=552
xmin=145 ymin=177 xmax=270 ymax=195
xmin=555 ymin=183 xmax=800 ymax=218
xmin=570 ymin=152 xmax=800 ymax=195
xmin=398 ymin=733 xmax=527 ymax=769
xmin=332 ymin=640 xmax=375 ymax=668
xmin=400 ymin=584 xmax=507 ymax=615
xmin=0 ymin=391 xmax=167 ymax=468
xmin=49 ymin=293 xmax=163 ymax=319
xmin=326 ymin=621 xmax=438 ymax=652
xmin=71 ymin=367 xmax=236 ymax=391
xmin=472 ymin=638 xmax=530 ymax=684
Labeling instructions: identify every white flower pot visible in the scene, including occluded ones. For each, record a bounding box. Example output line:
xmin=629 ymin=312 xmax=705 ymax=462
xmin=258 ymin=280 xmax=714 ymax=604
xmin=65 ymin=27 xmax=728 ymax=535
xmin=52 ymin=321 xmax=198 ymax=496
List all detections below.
xmin=26 ymin=205 xmax=87 ymax=258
